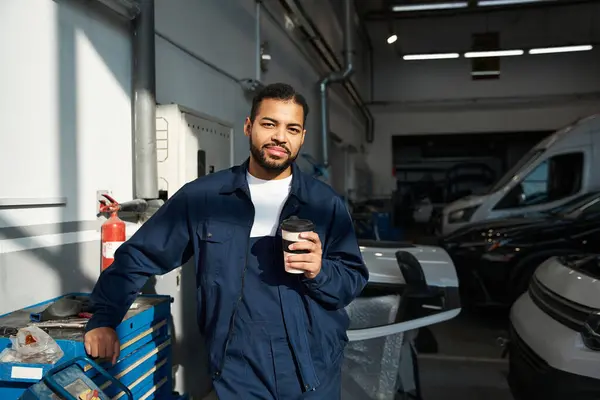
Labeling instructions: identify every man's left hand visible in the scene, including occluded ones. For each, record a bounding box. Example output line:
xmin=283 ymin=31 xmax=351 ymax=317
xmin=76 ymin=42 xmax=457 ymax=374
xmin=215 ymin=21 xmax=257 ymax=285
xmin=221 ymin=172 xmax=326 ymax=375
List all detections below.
xmin=286 ymin=232 xmax=322 ymax=279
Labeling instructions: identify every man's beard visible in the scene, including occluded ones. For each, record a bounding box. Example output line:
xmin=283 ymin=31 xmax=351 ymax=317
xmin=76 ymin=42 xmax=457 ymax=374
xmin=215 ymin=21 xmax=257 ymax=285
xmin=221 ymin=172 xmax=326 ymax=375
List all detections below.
xmin=249 ymin=137 xmax=298 ymax=173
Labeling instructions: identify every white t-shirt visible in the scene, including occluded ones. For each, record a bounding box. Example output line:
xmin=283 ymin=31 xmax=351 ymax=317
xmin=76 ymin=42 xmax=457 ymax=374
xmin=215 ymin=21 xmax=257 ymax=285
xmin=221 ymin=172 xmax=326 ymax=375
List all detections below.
xmin=247 ymin=172 xmax=293 ymax=238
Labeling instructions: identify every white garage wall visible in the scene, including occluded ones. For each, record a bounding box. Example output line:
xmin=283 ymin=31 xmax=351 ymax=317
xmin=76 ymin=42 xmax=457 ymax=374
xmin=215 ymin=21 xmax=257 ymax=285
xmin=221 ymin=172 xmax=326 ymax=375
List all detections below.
xmin=0 ymin=0 xmax=133 ymax=228
xmin=365 ymin=2 xmax=600 ymax=196
xmin=0 ymin=0 xmax=133 ymax=313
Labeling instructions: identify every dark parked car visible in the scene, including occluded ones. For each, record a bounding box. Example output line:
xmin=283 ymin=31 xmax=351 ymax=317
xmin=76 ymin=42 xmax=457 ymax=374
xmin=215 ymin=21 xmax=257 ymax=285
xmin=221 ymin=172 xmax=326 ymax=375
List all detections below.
xmin=440 ymin=191 xmax=600 ymax=308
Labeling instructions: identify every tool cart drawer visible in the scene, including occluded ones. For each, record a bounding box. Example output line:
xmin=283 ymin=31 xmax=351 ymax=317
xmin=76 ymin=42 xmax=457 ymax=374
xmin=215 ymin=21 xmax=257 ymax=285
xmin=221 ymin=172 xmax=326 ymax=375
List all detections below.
xmin=109 ymin=357 xmax=172 ymax=400
xmin=90 ymin=335 xmax=172 ymax=398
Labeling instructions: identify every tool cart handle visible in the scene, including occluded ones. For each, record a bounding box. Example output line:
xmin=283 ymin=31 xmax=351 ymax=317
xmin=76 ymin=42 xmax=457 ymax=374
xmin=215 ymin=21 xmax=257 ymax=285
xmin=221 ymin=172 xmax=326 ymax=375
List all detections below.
xmin=43 ymin=356 xmax=133 ymax=400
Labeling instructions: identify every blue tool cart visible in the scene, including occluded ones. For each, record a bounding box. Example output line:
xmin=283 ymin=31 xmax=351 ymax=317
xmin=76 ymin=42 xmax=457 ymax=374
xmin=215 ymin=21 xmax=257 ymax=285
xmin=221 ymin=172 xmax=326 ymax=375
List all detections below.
xmin=0 ymin=293 xmax=182 ymax=400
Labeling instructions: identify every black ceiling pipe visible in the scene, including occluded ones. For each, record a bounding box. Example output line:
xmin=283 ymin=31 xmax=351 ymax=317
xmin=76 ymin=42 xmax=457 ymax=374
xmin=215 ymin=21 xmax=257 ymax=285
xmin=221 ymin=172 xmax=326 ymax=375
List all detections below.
xmin=319 ymin=0 xmax=354 ymax=167
xmin=280 ymin=0 xmax=375 ymax=144
xmin=291 ymin=1 xmax=375 ymax=143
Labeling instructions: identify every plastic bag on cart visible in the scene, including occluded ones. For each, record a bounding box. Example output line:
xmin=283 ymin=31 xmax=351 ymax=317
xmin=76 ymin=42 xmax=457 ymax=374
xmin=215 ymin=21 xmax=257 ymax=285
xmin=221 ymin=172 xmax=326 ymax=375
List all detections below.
xmin=1 ymin=326 xmax=64 ymax=364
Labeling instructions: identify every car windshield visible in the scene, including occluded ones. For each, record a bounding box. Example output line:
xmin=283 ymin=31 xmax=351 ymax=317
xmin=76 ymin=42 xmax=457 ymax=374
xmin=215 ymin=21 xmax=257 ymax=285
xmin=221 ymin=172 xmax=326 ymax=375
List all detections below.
xmin=488 ymin=149 xmax=544 ymax=193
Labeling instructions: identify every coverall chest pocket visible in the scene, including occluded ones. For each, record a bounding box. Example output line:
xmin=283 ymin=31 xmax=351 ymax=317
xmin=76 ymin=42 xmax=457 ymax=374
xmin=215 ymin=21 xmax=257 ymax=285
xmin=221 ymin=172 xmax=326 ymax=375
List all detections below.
xmin=196 ymin=220 xmax=234 ymax=285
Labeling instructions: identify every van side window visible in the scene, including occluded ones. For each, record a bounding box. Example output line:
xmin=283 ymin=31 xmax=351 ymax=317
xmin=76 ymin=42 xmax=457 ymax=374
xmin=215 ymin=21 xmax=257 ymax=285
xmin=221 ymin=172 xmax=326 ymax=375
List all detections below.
xmin=495 ymin=152 xmax=584 ymax=210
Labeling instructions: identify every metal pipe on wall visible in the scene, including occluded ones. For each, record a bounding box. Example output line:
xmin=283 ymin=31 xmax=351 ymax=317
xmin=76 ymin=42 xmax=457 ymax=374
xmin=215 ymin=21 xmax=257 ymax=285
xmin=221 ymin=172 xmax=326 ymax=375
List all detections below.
xmin=319 ymin=0 xmax=354 ymax=167
xmin=295 ymin=1 xmax=374 ymax=143
xmin=132 ymin=0 xmax=158 ymax=200
xmin=353 ymin=0 xmax=375 ymax=103
xmin=256 ymin=0 xmax=262 ymax=82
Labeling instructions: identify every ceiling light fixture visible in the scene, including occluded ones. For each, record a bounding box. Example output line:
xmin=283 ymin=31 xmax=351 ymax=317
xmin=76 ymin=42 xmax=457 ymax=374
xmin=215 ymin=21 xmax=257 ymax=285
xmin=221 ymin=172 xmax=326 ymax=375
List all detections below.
xmin=464 ymin=49 xmax=524 ymax=58
xmin=392 ymin=2 xmax=468 ymax=12
xmin=403 ymin=53 xmax=460 ymax=60
xmin=478 ymin=0 xmax=553 ymax=6
xmin=387 ymin=34 xmax=398 ymax=44
xmin=471 ymin=71 xmax=501 ymax=76
xmin=529 ymin=44 xmax=593 ymax=54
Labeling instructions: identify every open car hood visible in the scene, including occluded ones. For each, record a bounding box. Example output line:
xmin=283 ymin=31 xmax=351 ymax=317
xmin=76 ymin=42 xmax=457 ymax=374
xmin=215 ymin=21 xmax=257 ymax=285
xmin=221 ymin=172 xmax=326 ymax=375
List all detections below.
xmin=345 ymin=240 xmax=461 ymax=344
xmin=534 ymin=254 xmax=600 ymax=309
xmin=341 ymin=240 xmax=462 ymax=398
xmin=359 ymin=240 xmax=459 ymax=289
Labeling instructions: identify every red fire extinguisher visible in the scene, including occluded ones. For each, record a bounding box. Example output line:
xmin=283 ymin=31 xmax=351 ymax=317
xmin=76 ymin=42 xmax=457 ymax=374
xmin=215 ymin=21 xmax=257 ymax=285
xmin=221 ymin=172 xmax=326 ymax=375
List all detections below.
xmin=99 ymin=194 xmax=126 ymax=272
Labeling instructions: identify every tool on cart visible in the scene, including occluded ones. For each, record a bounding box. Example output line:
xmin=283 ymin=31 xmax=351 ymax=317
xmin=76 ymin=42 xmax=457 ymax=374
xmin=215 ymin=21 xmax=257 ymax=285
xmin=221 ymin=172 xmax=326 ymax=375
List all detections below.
xmin=30 ymin=297 xmax=89 ymax=323
xmin=19 ymin=356 xmax=133 ymax=400
xmin=30 ymin=320 xmax=89 ymax=330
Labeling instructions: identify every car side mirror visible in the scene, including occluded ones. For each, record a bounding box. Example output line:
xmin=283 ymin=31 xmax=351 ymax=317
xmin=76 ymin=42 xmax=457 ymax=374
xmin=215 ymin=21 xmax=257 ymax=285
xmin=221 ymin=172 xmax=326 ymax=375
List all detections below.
xmin=519 ymin=191 xmax=527 ymax=204
xmin=395 ymin=250 xmax=429 ymax=295
xmin=582 ymin=312 xmax=600 ymax=351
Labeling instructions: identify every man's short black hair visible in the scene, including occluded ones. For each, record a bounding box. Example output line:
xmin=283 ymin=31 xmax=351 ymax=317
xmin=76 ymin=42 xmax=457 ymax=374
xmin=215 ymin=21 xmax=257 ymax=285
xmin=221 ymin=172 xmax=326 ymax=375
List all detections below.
xmin=249 ymin=83 xmax=309 ymax=125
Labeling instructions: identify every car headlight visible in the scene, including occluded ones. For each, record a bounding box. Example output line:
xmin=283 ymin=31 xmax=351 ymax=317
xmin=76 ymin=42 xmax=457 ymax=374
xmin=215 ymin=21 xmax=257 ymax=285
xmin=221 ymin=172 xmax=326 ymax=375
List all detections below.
xmin=448 ymin=206 xmax=479 ymax=223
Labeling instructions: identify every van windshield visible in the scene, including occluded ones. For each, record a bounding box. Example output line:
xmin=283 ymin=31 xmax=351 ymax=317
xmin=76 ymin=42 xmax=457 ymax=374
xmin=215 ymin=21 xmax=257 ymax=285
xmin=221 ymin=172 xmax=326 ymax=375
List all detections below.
xmin=548 ymin=192 xmax=600 ymax=217
xmin=488 ymin=149 xmax=544 ymax=193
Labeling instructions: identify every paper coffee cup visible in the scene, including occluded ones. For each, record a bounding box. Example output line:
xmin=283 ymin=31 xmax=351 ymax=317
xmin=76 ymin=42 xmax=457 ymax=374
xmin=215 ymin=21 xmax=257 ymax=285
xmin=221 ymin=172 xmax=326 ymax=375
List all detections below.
xmin=281 ymin=216 xmax=316 ymax=274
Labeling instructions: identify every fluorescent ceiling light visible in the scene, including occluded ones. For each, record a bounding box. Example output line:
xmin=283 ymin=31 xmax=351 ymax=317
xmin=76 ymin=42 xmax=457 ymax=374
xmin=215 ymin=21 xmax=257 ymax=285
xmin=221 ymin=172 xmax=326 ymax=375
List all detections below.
xmin=471 ymin=71 xmax=501 ymax=76
xmin=529 ymin=45 xmax=593 ymax=54
xmin=392 ymin=2 xmax=468 ymax=12
xmin=465 ymin=49 xmax=524 ymax=58
xmin=387 ymin=34 xmax=398 ymax=44
xmin=403 ymin=53 xmax=460 ymax=60
xmin=478 ymin=0 xmax=552 ymax=6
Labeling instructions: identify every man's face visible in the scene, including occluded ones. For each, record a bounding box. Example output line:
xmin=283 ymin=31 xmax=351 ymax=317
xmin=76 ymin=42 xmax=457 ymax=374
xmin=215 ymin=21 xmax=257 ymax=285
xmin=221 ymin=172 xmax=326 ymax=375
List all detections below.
xmin=245 ymin=98 xmax=306 ymax=173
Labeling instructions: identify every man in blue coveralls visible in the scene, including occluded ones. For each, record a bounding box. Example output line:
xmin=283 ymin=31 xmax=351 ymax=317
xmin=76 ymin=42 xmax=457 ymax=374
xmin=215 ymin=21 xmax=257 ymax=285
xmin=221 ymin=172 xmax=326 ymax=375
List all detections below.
xmin=83 ymin=82 xmax=369 ymax=399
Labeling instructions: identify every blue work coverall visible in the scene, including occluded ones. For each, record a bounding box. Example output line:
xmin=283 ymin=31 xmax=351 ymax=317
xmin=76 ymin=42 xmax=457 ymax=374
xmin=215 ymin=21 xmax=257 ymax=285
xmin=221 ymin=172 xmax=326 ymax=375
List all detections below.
xmin=85 ymin=159 xmax=369 ymax=399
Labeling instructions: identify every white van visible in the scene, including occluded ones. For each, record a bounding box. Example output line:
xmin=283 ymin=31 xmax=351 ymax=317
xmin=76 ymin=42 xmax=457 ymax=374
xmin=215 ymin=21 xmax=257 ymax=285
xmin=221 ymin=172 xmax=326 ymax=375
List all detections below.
xmin=439 ymin=113 xmax=600 ymax=236
xmin=508 ymin=253 xmax=600 ymax=399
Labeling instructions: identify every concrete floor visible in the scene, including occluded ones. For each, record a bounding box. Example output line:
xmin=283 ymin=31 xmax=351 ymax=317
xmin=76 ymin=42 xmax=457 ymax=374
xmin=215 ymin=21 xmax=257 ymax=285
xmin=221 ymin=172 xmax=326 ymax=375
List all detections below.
xmin=419 ymin=357 xmax=512 ymax=400
xmin=417 ymin=310 xmax=513 ymax=400
xmin=400 ymin=227 xmax=514 ymax=399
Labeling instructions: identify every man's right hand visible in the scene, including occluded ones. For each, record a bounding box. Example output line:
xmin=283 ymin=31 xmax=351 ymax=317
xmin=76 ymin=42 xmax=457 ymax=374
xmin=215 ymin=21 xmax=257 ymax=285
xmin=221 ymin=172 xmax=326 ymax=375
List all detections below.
xmin=84 ymin=327 xmax=120 ymax=365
